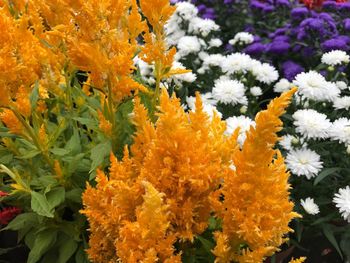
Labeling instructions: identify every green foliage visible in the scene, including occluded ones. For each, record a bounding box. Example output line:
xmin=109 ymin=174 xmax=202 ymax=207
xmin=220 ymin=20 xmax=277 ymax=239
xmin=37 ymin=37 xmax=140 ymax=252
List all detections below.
xmin=0 ymin=71 xmax=137 ymax=262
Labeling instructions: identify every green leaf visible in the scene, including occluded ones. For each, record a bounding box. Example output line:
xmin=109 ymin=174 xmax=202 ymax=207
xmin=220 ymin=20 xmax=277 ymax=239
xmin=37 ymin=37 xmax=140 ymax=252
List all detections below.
xmin=57 ymin=238 xmax=78 ymax=263
xmin=46 ymin=187 xmax=65 ymax=210
xmin=72 ymin=117 xmax=98 ymax=128
xmin=1 ymin=212 xmax=38 ymax=231
xmin=311 ymin=212 xmax=337 ymax=226
xmin=17 ymin=150 xmax=41 ymax=159
xmin=65 ymin=129 xmax=81 ymax=155
xmin=27 ymin=228 xmax=58 ymax=263
xmin=197 ymin=236 xmax=215 ymax=254
xmin=340 ymin=231 xmax=350 ymax=259
xmin=30 ymin=81 xmax=40 ymax=109
xmin=89 ymin=141 xmax=111 ymax=173
xmin=322 ymin=224 xmax=343 ymax=259
xmin=50 ymin=148 xmax=70 ymax=156
xmin=65 ymin=188 xmax=83 ymax=203
xmin=0 ymin=154 xmax=13 ymax=164
xmin=75 ymin=245 xmax=89 ymax=263
xmin=314 ymin=168 xmax=340 ymax=185
xmin=31 ymin=191 xmax=55 ymax=218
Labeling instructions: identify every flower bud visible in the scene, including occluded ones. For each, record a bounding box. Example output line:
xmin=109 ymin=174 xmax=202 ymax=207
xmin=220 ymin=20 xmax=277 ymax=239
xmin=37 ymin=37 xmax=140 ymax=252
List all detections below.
xmin=240 ymin=105 xmax=247 ymax=114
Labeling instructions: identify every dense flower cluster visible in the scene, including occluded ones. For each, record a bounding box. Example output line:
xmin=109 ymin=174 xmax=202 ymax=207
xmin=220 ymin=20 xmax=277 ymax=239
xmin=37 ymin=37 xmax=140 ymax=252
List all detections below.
xmin=158 ymin=1 xmax=350 ymax=261
xmin=82 ymin=89 xmax=298 ymax=262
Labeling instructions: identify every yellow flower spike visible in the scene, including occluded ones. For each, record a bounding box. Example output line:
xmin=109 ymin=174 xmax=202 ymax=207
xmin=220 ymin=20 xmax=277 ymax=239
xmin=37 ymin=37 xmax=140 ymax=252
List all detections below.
xmin=38 ymin=124 xmax=48 ymax=151
xmin=0 ymin=109 xmax=24 ymax=135
xmin=98 ymin=111 xmax=113 ymax=137
xmin=115 ymin=181 xmax=180 ymax=262
xmin=289 ymin=257 xmax=307 ymax=263
xmin=213 ymin=88 xmax=300 ymax=263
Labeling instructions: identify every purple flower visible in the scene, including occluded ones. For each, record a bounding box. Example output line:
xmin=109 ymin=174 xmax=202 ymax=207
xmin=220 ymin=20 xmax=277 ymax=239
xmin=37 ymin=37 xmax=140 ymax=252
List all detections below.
xmin=323 ymin=1 xmax=337 ymax=9
xmin=225 ymin=43 xmax=234 ymax=53
xmin=302 ymin=47 xmax=315 ymax=57
xmin=267 ymin=41 xmax=290 ymax=55
xmin=291 ymin=7 xmax=309 ymax=20
xmin=344 ymin=18 xmax=350 ymax=31
xmin=321 ymin=38 xmax=349 ymax=52
xmin=338 ymin=2 xmax=350 ymax=12
xmin=244 ymin=42 xmax=266 ymax=56
xmin=282 ymin=61 xmax=305 ymax=81
xmin=274 ymin=35 xmax=290 ymax=42
xmin=276 ymin=0 xmax=291 ymax=8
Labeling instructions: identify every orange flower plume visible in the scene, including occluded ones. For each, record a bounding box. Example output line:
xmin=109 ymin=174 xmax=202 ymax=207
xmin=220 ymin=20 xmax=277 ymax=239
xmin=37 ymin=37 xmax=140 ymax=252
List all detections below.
xmin=212 ymin=88 xmax=300 ymax=263
xmin=82 ymin=88 xmax=299 ymax=262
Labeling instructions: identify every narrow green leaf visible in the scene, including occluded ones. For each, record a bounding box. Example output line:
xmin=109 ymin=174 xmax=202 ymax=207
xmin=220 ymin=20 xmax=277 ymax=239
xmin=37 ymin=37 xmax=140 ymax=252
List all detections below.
xmin=27 ymin=229 xmax=57 ymax=263
xmin=197 ymin=236 xmax=215 ymax=254
xmin=50 ymin=148 xmax=70 ymax=156
xmin=89 ymin=141 xmax=111 ymax=173
xmin=311 ymin=212 xmax=336 ymax=226
xmin=314 ymin=168 xmax=339 ymax=185
xmin=31 ymin=191 xmax=54 ymax=218
xmin=17 ymin=150 xmax=41 ymax=159
xmin=340 ymin=232 xmax=350 ymax=259
xmin=30 ymin=81 xmax=40 ymax=109
xmin=46 ymin=187 xmax=65 ymax=210
xmin=322 ymin=224 xmax=343 ymax=259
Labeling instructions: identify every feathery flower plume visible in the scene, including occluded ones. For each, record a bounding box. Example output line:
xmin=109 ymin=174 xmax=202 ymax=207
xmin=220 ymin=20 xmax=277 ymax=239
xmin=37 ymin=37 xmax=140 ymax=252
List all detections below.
xmin=82 ymin=90 xmax=237 ymax=261
xmin=212 ymin=88 xmax=300 ymax=263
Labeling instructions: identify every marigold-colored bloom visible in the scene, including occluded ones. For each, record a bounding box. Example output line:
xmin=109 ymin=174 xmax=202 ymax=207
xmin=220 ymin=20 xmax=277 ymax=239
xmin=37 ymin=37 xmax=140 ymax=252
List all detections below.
xmin=212 ymin=88 xmax=300 ymax=263
xmin=289 ymin=257 xmax=307 ymax=263
xmin=82 ymin=90 xmax=236 ymax=261
xmin=0 ymin=109 xmax=23 ymax=135
xmin=98 ymin=111 xmax=113 ymax=137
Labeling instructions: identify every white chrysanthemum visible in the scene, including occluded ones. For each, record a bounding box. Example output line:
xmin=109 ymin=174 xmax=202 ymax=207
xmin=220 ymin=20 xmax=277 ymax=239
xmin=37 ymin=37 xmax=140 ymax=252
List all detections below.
xmin=279 ymin=135 xmax=298 ymax=151
xmin=177 ymin=36 xmax=201 ymax=57
xmin=202 ymin=104 xmax=222 ymax=119
xmin=335 ymin=81 xmax=348 ymax=90
xmin=286 ymin=148 xmax=323 ymax=179
xmin=221 ymin=53 xmax=253 ymax=74
xmin=300 ymin=198 xmax=320 ymax=215
xmin=186 ymin=92 xmax=216 ymax=110
xmin=250 ymin=86 xmax=262 ymax=96
xmin=134 ymin=56 xmax=153 ymax=77
xmin=209 ymin=38 xmax=223 ymax=48
xmin=293 ymin=71 xmax=340 ymax=102
xmin=333 ymin=186 xmax=350 ymax=222
xmin=168 ymin=62 xmax=196 ymax=87
xmin=202 ymin=54 xmax=225 ymax=69
xmin=189 ymin=17 xmax=219 ymax=37
xmin=212 ymin=79 xmax=247 ymax=105
xmin=321 ymin=50 xmax=350 ymax=66
xmin=274 ymin=78 xmax=292 ymax=93
xmin=329 ymin=118 xmax=350 ymax=145
xmin=333 ymin=96 xmax=350 ymax=110
xmin=229 ymin=32 xmax=254 ymax=46
xmin=251 ymin=63 xmax=279 ymax=84
xmin=174 ymin=2 xmax=198 ymax=20
xmin=293 ymin=109 xmax=331 ymax=139
xmin=225 ymin=115 xmax=256 ymax=146
xmin=166 ymin=29 xmax=186 ymax=46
